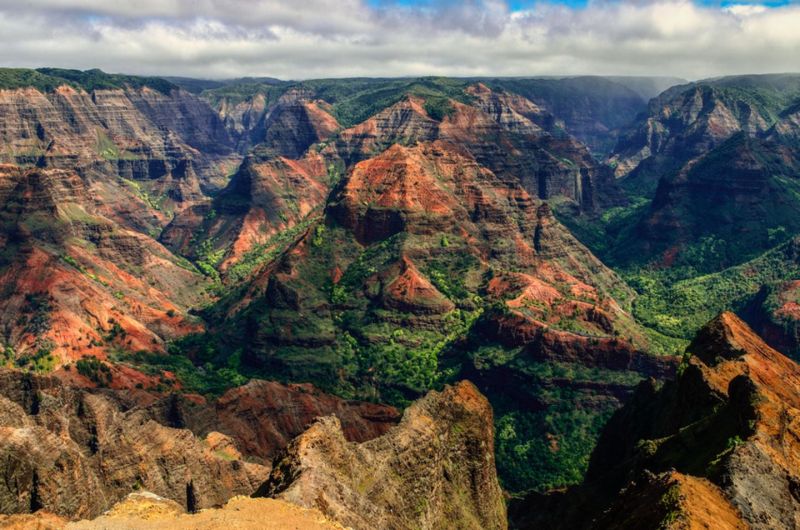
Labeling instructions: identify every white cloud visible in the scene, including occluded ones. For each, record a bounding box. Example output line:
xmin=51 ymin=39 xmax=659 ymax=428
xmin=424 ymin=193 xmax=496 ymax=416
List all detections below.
xmin=0 ymin=0 xmax=797 ymax=79
xmin=724 ymin=4 xmax=768 ymax=17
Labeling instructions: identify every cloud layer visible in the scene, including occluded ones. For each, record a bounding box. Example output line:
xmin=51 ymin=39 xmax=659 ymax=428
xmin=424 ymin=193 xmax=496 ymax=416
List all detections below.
xmin=1 ymin=0 xmax=798 ymax=79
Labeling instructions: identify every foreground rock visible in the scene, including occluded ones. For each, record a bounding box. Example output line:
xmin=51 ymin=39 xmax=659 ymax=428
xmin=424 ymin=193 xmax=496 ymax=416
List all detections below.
xmin=0 ymin=492 xmax=343 ymax=530
xmin=0 ymin=371 xmax=397 ymax=520
xmin=257 ymin=381 xmax=508 ymax=530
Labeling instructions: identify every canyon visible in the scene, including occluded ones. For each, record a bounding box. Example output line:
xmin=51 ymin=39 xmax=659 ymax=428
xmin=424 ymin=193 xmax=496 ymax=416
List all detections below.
xmin=0 ymin=68 xmax=799 ymax=528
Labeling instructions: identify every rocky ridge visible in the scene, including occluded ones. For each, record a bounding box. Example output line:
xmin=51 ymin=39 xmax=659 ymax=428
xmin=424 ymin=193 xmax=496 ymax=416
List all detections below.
xmin=257 ymin=381 xmax=507 ymax=530
xmin=513 ymin=312 xmax=800 ymax=529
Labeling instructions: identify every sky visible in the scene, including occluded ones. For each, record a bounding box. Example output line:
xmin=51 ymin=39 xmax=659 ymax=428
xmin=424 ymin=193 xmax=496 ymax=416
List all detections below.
xmin=0 ymin=0 xmax=798 ymax=80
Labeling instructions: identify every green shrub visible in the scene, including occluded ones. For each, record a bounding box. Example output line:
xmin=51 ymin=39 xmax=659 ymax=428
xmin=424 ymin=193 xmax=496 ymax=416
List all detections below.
xmin=76 ymin=356 xmax=112 ymax=385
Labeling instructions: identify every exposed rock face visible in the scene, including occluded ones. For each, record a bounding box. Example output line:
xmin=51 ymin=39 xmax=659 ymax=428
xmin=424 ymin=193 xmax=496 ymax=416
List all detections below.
xmin=0 ymin=165 xmax=208 ymax=361
xmin=610 ymin=81 xmax=777 ymax=181
xmin=593 ymin=471 xmax=746 ymax=530
xmin=240 ymin=139 xmax=651 ymax=374
xmin=604 ymin=77 xmax=800 ymax=271
xmin=743 ymin=276 xmax=800 ymax=361
xmin=213 ymin=92 xmax=272 ymax=139
xmin=162 ymin=148 xmax=332 ymax=276
xmin=216 ymin=136 xmax=666 ymax=494
xmin=443 ymin=89 xmax=621 ymax=211
xmin=0 ymin=370 xmax=265 ymax=519
xmin=621 ymin=132 xmax=800 ymax=269
xmin=256 ymin=381 xmax=507 ymax=530
xmin=253 ymin=89 xmax=339 ymax=158
xmin=161 ymin=93 xmax=339 ymax=280
xmin=330 ymin=85 xmax=621 ymax=212
xmin=486 ymin=76 xmax=685 ymax=156
xmin=515 ymin=313 xmax=800 ymax=529
xmin=0 ymin=371 xmax=399 ymax=521
xmin=335 ymin=96 xmax=439 ymax=166
xmin=0 ymin=85 xmax=236 ymax=194
xmin=146 ymin=380 xmax=400 ymax=464
xmin=610 ymin=74 xmax=800 ymax=207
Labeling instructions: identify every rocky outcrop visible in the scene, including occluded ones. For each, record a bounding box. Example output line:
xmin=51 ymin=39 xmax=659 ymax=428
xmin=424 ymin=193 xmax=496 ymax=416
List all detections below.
xmin=0 ymin=370 xmax=399 ymax=521
xmin=162 ymin=148 xmax=332 ymax=277
xmin=335 ymin=96 xmax=439 ymax=166
xmin=609 ymin=74 xmax=800 ymax=219
xmin=593 ymin=471 xmax=746 ymax=530
xmin=439 ymin=85 xmax=622 ymax=211
xmin=515 ymin=313 xmax=800 ymax=529
xmin=487 ymin=76 xmax=684 ymax=156
xmin=252 ymin=89 xmax=339 ymax=158
xmin=256 ymin=381 xmax=507 ymax=530
xmin=743 ymin=277 xmax=800 ymax=361
xmin=0 ymin=371 xmax=265 ymax=520
xmin=0 ymin=492 xmax=343 ymax=529
xmin=216 ymin=136 xmax=665 ymax=495
xmin=378 ymin=257 xmax=455 ymax=315
xmin=328 ymin=85 xmax=621 ymax=211
xmin=610 ymin=80 xmax=778 ymax=179
xmin=145 ymin=380 xmax=400 ymax=463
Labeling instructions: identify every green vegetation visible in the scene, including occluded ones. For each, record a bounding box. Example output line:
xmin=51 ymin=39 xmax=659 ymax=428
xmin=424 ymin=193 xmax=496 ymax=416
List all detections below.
xmin=121 ymin=178 xmax=168 ymax=211
xmin=627 ymin=238 xmax=800 ymax=340
xmin=96 ymin=130 xmax=140 ymax=161
xmin=22 ymin=293 xmax=52 ymax=336
xmin=114 ymin=337 xmax=247 ymax=396
xmin=201 ymin=82 xmax=288 ymax=109
xmin=194 ymin=238 xmax=226 ymax=283
xmin=0 ymin=344 xmax=14 ymax=367
xmin=15 ymin=342 xmax=57 ymax=373
xmin=76 ymin=355 xmax=112 ymax=386
xmin=0 ymin=68 xmax=176 ymax=94
xmin=423 ymin=97 xmax=455 ymax=121
xmin=270 ymin=76 xmax=473 ymax=128
xmin=659 ymin=483 xmax=684 ymax=527
xmin=473 ymin=342 xmax=646 ymax=492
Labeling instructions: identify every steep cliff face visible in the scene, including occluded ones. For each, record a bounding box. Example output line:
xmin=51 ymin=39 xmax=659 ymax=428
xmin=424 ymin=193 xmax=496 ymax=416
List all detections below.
xmin=487 ymin=76 xmax=685 ymax=156
xmin=256 ymin=381 xmax=507 ymax=530
xmin=0 ymin=165 xmax=208 ymax=362
xmin=619 ymin=132 xmax=800 ymax=269
xmin=600 ymin=76 xmax=800 ymax=272
xmin=744 ymin=278 xmax=800 ymax=360
xmin=0 ymin=84 xmax=237 ymax=194
xmin=0 ymin=370 xmax=266 ymax=520
xmin=515 ymin=313 xmax=800 ymax=529
xmin=160 ymin=92 xmax=340 ymax=282
xmin=146 ymin=380 xmax=400 ymax=464
xmin=234 ymin=140 xmax=647 ymax=379
xmin=0 ymin=370 xmax=398 ymax=521
xmin=161 ymin=81 xmax=625 ymax=292
xmin=252 ymin=89 xmax=339 ymax=158
xmin=609 ymin=78 xmax=792 ymax=183
xmin=440 ymin=84 xmax=621 ymax=211
xmin=334 ymin=95 xmax=439 ymax=165
xmin=162 ymin=148 xmax=333 ymax=279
